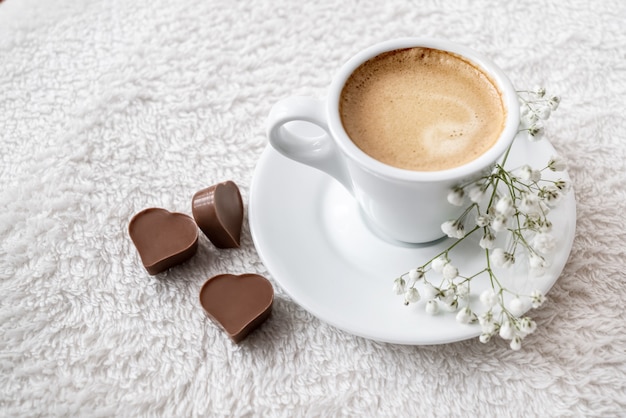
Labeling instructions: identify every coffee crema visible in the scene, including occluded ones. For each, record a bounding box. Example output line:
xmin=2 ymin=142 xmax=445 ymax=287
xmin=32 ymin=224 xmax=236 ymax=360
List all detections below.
xmin=339 ymin=47 xmax=506 ymax=171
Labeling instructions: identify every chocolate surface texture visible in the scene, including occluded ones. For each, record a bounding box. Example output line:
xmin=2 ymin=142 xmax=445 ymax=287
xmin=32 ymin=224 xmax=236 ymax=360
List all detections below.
xmin=129 ymin=208 xmax=199 ymax=275
xmin=199 ymin=273 xmax=274 ymax=343
xmin=192 ymin=181 xmax=244 ymax=248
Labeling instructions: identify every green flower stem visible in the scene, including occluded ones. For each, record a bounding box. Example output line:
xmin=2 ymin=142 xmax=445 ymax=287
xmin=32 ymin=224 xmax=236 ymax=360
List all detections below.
xmin=462 ymin=268 xmax=489 ymax=281
xmin=401 ymin=225 xmax=481 ymax=279
xmin=433 ymin=224 xmax=480 ymax=260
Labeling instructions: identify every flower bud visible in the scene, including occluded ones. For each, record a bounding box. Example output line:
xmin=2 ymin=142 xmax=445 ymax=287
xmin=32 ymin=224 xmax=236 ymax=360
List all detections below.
xmin=508 ymin=297 xmax=528 ymax=317
xmin=510 ymin=335 xmax=522 ymax=351
xmin=431 ymin=255 xmax=448 ymax=273
xmin=442 ymin=263 xmax=459 ymax=280
xmin=495 ymin=196 xmax=515 ymax=217
xmin=519 ymin=317 xmax=537 ymax=335
xmin=407 ymin=268 xmax=424 ymax=285
xmin=404 ymin=288 xmax=421 ymax=304
xmin=468 ymin=184 xmax=486 ymax=203
xmin=549 ymin=95 xmax=561 ymax=110
xmin=530 ymin=290 xmax=546 ymax=308
xmin=422 ymin=282 xmax=438 ymax=300
xmin=479 ymin=231 xmax=495 ymax=249
xmin=533 ymin=233 xmax=557 ymax=254
xmin=491 ymin=215 xmax=508 ymax=232
xmin=480 ymin=289 xmax=498 ymax=308
xmin=425 ymin=300 xmax=439 ymax=315
xmin=456 ymin=306 xmax=474 ymax=324
xmin=393 ymin=277 xmax=406 ymax=295
xmin=548 ymin=155 xmax=567 ymax=171
xmin=476 ymin=215 xmax=490 ymax=227
xmin=447 ymin=187 xmax=465 ymax=206
xmin=499 ymin=320 xmax=515 ymax=340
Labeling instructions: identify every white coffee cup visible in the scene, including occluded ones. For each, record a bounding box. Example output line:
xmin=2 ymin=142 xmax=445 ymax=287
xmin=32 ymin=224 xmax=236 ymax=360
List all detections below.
xmin=266 ymin=38 xmax=520 ymax=243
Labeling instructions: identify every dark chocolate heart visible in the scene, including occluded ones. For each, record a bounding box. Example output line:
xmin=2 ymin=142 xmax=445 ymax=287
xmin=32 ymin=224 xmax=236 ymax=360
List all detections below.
xmin=192 ymin=181 xmax=243 ymax=249
xmin=199 ymin=274 xmax=274 ymax=343
xmin=128 ymin=208 xmax=199 ymax=275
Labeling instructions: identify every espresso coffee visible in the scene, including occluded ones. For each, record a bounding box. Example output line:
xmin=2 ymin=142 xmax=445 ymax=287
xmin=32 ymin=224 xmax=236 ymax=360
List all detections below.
xmin=339 ymin=47 xmax=506 ymax=171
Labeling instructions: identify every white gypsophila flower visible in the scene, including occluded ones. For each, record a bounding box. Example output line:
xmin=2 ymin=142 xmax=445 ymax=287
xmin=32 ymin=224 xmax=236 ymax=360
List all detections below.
xmin=440 ymin=288 xmax=456 ymax=305
xmin=508 ymin=297 xmax=528 ymax=317
xmin=518 ymin=165 xmax=540 ymax=183
xmin=442 ymin=263 xmax=459 ymax=281
xmin=479 ymin=333 xmax=492 ymax=344
xmin=441 ymin=220 xmax=465 ymax=239
xmin=422 ymin=282 xmax=438 ymax=300
xmin=548 ymin=155 xmax=567 ymax=172
xmin=479 ymin=312 xmax=497 ymax=334
xmin=499 ymin=320 xmax=515 ymax=340
xmin=554 ymin=179 xmax=570 ymax=192
xmin=447 ymin=187 xmax=465 ymax=206
xmin=425 ymin=299 xmax=439 ymax=315
xmin=535 ymin=86 xmax=546 ymax=97
xmin=407 ymin=268 xmax=424 ymax=286
xmin=476 ymin=214 xmax=490 ymax=228
xmin=529 ymin=252 xmax=548 ymax=270
xmin=455 ymin=306 xmax=475 ymax=324
xmin=527 ymin=122 xmax=545 ymax=141
xmin=533 ymin=232 xmax=557 ymax=254
xmin=455 ymin=282 xmax=470 ymax=300
xmin=393 ymin=277 xmax=406 ymax=295
xmin=478 ymin=309 xmax=493 ymax=326
xmin=442 ymin=297 xmax=459 ymax=313
xmin=431 ymin=255 xmax=448 ymax=273
xmin=538 ymin=219 xmax=553 ymax=233
xmin=549 ymin=95 xmax=561 ymax=111
xmin=495 ymin=195 xmax=515 ymax=217
xmin=519 ymin=193 xmax=541 ymax=216
xmin=491 ymin=214 xmax=509 ymax=232
xmin=530 ymin=290 xmax=546 ymax=308
xmin=480 ymin=289 xmax=498 ymax=308
xmin=404 ymin=287 xmax=421 ymax=304
xmin=519 ymin=317 xmax=537 ymax=336
xmin=510 ymin=335 xmax=523 ymax=351
xmin=490 ymin=248 xmax=515 ymax=268
xmin=468 ymin=184 xmax=486 ymax=203
xmin=539 ymin=185 xmax=562 ymax=207
xmin=479 ymin=230 xmax=495 ymax=250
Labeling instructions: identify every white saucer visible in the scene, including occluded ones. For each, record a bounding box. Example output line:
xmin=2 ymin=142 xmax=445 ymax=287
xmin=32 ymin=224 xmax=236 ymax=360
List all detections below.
xmin=248 ymin=138 xmax=576 ymax=345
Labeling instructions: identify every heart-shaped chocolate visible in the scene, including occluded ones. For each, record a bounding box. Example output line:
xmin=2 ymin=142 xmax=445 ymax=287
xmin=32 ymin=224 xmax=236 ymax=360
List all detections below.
xmin=199 ymin=274 xmax=274 ymax=343
xmin=128 ymin=208 xmax=199 ymax=275
xmin=192 ymin=181 xmax=243 ymax=249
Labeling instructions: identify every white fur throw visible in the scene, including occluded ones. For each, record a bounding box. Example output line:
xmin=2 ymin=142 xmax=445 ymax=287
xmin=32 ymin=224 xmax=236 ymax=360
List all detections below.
xmin=1 ymin=0 xmax=625 ymax=416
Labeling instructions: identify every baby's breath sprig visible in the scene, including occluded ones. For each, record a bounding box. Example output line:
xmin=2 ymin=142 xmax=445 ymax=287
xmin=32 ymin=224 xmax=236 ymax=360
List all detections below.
xmin=393 ymin=87 xmax=567 ymax=350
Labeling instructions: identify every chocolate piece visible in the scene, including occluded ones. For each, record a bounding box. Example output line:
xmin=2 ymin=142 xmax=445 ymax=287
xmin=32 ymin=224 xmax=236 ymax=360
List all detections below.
xmin=128 ymin=208 xmax=199 ymax=275
xmin=199 ymin=274 xmax=274 ymax=343
xmin=192 ymin=181 xmax=243 ymax=249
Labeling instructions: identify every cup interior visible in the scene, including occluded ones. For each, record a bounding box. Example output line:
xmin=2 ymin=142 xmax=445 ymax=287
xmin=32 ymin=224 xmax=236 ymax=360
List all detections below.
xmin=327 ymin=38 xmax=520 ymax=182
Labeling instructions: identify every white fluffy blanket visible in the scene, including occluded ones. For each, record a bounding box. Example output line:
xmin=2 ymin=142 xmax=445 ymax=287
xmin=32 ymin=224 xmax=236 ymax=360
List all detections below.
xmin=1 ymin=0 xmax=625 ymax=416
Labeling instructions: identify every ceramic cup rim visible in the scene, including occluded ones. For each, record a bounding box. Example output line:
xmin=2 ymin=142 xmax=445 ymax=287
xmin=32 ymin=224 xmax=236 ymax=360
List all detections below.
xmin=326 ymin=38 xmax=520 ymax=182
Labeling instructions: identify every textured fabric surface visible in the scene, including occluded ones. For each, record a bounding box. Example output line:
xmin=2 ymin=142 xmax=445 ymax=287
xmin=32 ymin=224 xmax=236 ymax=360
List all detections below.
xmin=1 ymin=0 xmax=625 ymax=416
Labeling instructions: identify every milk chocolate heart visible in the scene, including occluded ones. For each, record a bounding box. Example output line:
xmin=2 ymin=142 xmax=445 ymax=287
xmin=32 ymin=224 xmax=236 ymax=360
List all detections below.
xmin=192 ymin=181 xmax=243 ymax=249
xmin=199 ymin=274 xmax=274 ymax=343
xmin=128 ymin=208 xmax=199 ymax=275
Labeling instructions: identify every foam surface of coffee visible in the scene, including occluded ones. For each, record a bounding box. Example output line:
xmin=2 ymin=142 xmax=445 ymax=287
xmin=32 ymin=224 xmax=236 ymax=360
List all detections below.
xmin=340 ymin=48 xmax=506 ymax=171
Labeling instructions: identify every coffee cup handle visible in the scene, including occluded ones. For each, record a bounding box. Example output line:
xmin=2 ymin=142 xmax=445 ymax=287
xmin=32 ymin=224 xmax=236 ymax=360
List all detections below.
xmin=266 ymin=97 xmax=353 ymax=193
